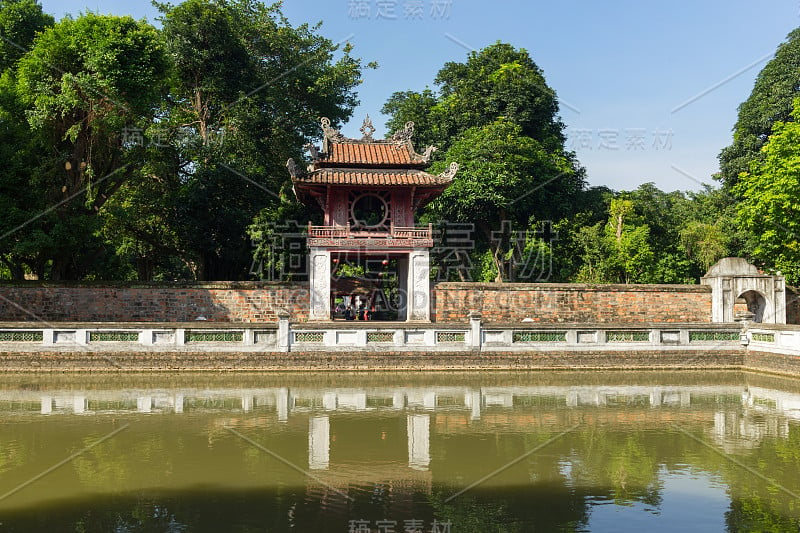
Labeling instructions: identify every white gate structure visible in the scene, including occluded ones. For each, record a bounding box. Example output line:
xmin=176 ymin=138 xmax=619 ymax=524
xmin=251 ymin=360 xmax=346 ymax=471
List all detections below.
xmin=701 ymin=257 xmax=786 ymax=323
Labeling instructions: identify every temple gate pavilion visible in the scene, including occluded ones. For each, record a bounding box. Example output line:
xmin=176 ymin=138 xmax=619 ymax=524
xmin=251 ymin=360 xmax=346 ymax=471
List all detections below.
xmin=287 ymin=116 xmax=458 ymax=321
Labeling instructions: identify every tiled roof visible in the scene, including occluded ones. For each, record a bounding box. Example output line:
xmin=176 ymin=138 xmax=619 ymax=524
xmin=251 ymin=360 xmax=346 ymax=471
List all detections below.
xmin=320 ymin=142 xmax=426 ymax=166
xmin=295 ymin=168 xmax=451 ymax=187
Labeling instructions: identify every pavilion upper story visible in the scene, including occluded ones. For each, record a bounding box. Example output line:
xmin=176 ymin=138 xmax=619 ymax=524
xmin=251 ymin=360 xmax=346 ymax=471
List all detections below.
xmin=287 ymin=116 xmax=458 ymax=251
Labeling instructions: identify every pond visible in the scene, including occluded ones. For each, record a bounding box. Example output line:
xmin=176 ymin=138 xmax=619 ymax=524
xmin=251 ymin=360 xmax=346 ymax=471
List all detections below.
xmin=0 ymin=371 xmax=799 ymax=532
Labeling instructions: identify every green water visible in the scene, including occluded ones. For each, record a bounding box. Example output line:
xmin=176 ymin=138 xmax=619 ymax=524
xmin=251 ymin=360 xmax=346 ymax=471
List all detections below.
xmin=0 ymin=371 xmax=799 ymax=532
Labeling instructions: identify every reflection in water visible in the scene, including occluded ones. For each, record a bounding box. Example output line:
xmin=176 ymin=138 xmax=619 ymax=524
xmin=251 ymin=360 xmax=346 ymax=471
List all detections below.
xmin=0 ymin=371 xmax=799 ymax=532
xmin=310 ymin=416 xmax=330 ymax=470
xmin=408 ymin=414 xmax=430 ymax=471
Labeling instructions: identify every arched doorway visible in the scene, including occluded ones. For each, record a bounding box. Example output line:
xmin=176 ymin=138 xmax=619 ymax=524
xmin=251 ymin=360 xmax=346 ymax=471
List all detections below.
xmin=701 ymin=258 xmax=786 ymax=323
xmin=739 ymin=290 xmax=767 ymax=322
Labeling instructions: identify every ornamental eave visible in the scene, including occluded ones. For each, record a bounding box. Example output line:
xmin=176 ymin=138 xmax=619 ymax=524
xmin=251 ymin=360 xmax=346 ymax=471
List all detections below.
xmin=293 ymin=167 xmax=456 ymax=188
xmin=311 ymin=116 xmax=439 ymax=168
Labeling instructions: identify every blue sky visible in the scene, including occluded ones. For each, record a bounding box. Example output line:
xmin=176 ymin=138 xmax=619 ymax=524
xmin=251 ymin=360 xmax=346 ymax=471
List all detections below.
xmin=41 ymin=0 xmax=799 ymax=192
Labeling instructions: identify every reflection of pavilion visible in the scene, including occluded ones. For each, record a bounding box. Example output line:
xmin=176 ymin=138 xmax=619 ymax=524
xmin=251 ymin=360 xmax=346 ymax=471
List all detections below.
xmin=307 ymin=413 xmax=431 ymax=472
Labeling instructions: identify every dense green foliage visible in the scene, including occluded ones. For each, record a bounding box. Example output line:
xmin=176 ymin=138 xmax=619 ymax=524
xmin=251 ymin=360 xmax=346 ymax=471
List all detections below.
xmin=0 ymin=0 xmax=52 ymax=70
xmin=718 ymin=28 xmax=800 ymax=189
xmin=385 ymin=42 xmax=566 ymax=153
xmin=734 ymin=98 xmax=800 ymax=284
xmin=3 ymin=8 xmax=165 ymax=279
xmin=0 ymin=0 xmax=370 ymax=280
xmin=384 ymin=43 xmax=587 ymax=281
xmin=719 ymin=28 xmax=800 ymax=282
xmin=383 ymin=43 xmax=740 ymax=284
xmin=0 ymin=1 xmax=796 ymax=284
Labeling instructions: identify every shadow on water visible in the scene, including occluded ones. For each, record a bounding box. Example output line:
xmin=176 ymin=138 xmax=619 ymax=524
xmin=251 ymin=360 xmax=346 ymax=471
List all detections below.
xmin=0 ymin=484 xmax=593 ymax=533
xmin=2 ymin=486 xmax=795 ymax=533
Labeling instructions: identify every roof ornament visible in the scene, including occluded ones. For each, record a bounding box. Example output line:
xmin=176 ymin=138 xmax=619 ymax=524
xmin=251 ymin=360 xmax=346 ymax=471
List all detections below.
xmin=320 ymin=117 xmax=346 ymax=142
xmin=421 ymin=145 xmax=437 ymax=163
xmin=390 ymin=121 xmax=415 ymax=144
xmin=304 ymin=142 xmax=319 ymax=160
xmin=438 ymin=162 xmax=459 ymax=180
xmin=286 ymin=158 xmax=302 ymax=178
xmin=360 ymin=115 xmax=376 ymax=141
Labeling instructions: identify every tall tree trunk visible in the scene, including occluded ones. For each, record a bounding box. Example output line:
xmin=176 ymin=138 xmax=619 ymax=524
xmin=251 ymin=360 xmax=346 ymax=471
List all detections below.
xmin=493 ymin=244 xmax=505 ymax=283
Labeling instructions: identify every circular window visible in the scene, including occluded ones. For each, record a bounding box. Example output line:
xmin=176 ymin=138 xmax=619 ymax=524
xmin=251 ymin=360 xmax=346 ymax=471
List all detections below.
xmin=351 ymin=193 xmax=388 ymax=228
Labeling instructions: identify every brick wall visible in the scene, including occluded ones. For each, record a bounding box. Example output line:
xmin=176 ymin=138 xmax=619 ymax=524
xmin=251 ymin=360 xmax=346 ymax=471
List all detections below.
xmin=432 ymin=282 xmax=713 ymax=323
xmin=0 ymin=349 xmax=744 ymax=372
xmin=0 ymin=282 xmax=309 ymax=323
xmin=746 ymin=350 xmax=800 ymax=376
xmin=0 ymin=281 xmax=720 ymax=324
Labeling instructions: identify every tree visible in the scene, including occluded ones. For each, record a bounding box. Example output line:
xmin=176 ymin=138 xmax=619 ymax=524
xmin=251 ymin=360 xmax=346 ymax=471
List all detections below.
xmin=385 ymin=43 xmax=586 ymax=282
xmin=0 ymin=0 xmax=53 ymax=279
xmin=426 ymin=119 xmax=582 ymax=282
xmin=625 ymin=183 xmax=694 ymax=283
xmin=384 ymin=42 xmax=565 ymax=154
xmin=104 ymin=0 xmax=373 ymax=280
xmin=734 ymin=97 xmax=800 ymax=284
xmin=677 ymin=184 xmax=750 ymax=276
xmin=718 ymin=28 xmax=800 ymax=189
xmin=566 ymin=182 xmax=751 ymax=285
xmin=0 ymin=12 xmax=166 ymax=279
xmin=679 ymin=221 xmax=727 ymax=273
xmin=573 ymin=221 xmax=607 ymax=283
xmin=0 ymin=0 xmax=54 ymax=70
xmin=381 ymin=89 xmax=439 ymax=150
xmin=0 ymin=1 xmax=372 ymax=281
xmin=574 ymin=198 xmax=654 ymax=284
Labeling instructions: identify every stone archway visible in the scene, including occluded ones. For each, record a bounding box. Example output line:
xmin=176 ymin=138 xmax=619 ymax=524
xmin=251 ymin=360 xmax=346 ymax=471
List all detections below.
xmin=739 ymin=290 xmax=767 ymax=322
xmin=701 ymin=258 xmax=786 ymax=323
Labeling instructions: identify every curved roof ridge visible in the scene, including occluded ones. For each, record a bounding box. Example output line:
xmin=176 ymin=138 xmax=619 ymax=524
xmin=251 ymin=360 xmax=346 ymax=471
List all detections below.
xmin=313 ymin=117 xmax=438 ymax=166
